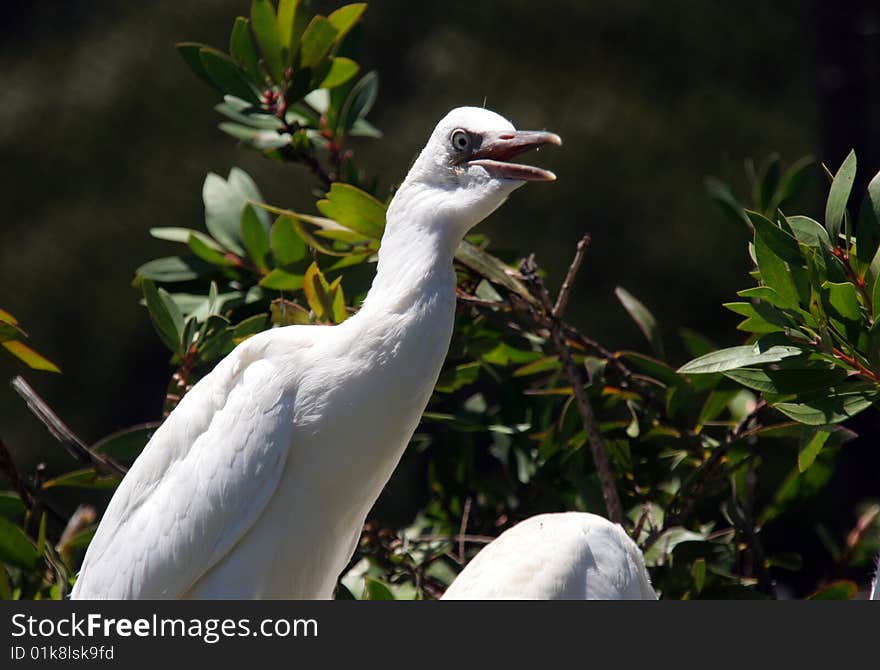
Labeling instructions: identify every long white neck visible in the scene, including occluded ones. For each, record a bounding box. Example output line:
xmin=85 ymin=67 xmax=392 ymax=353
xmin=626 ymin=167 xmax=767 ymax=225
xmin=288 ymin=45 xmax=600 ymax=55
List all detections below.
xmin=357 ymin=184 xmax=462 ymax=318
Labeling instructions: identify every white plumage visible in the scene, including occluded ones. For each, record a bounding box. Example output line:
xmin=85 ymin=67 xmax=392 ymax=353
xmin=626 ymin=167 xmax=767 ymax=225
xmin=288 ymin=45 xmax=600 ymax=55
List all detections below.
xmin=71 ymin=107 xmax=559 ymax=599
xmin=441 ymin=512 xmax=657 ymax=600
xmin=871 ymin=555 xmax=879 ymax=600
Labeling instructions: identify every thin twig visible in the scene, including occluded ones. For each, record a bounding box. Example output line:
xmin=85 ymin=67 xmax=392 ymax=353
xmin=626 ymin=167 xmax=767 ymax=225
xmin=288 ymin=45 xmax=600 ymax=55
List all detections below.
xmin=553 ymin=234 xmax=590 ymax=318
xmin=520 ymin=254 xmax=625 ymax=526
xmin=10 ymin=376 xmax=127 ymax=478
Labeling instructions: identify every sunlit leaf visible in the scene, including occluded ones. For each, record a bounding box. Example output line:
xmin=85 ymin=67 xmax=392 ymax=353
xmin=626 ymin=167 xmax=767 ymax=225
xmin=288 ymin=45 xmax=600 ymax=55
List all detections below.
xmin=825 ymin=150 xmax=856 ymax=245
xmin=2 ymin=341 xmax=60 ymax=373
xmin=317 ymin=183 xmax=386 ymax=239
xmin=798 ymin=426 xmax=830 ymax=472
xmin=319 ymin=57 xmax=359 ymax=89
xmin=271 ymin=216 xmax=307 ymax=266
xmin=41 ymin=468 xmax=120 ymax=490
xmin=250 ymin=0 xmax=283 ymax=82
xmin=299 ymin=15 xmax=338 ymax=69
xmin=328 ymin=3 xmax=367 ymax=40
xmin=260 ymin=268 xmax=305 ymax=291
xmin=678 ymin=343 xmax=803 ymax=374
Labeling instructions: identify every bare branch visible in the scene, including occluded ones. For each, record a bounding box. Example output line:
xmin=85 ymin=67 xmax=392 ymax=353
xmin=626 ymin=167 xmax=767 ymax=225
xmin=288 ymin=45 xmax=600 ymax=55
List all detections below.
xmin=10 ymin=376 xmax=127 ymax=478
xmin=553 ymin=234 xmax=590 ymax=318
xmin=519 ymin=254 xmax=626 ymax=526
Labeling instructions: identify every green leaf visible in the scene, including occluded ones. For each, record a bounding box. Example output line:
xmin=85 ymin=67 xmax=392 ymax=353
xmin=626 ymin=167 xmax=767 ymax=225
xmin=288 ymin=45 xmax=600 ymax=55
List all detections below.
xmin=241 ymin=204 xmax=271 ymax=271
xmin=319 ymin=57 xmax=359 ymax=89
xmin=512 ymin=356 xmax=561 ymax=377
xmin=229 ymin=17 xmax=262 ymax=82
xmin=150 ymin=227 xmax=208 ymax=245
xmin=259 ymin=268 xmax=304 ymax=291
xmin=806 ymin=580 xmax=857 ymax=600
xmin=337 ymin=70 xmax=378 ymax=133
xmin=736 ymin=286 xmax=791 ymax=309
xmin=136 ymin=256 xmax=209 ymax=282
xmin=773 ymin=383 xmax=878 ymax=425
xmin=723 ymin=301 xmax=787 ymax=334
xmin=203 ymin=168 xmax=266 ymax=256
xmin=303 ymin=262 xmax=333 ymax=320
xmin=0 ymin=516 xmax=38 ymax=570
xmin=142 ymin=279 xmax=184 ymax=353
xmin=277 ymin=0 xmax=309 ymax=65
xmin=175 ymin=42 xmax=219 ymax=90
xmin=821 ymin=281 xmax=862 ymax=321
xmin=215 ymin=96 xmax=284 ymax=129
xmin=678 ymin=343 xmax=803 ymax=374
xmin=2 ymin=341 xmax=61 ymax=373
xmin=299 ymin=15 xmax=338 ymax=69
xmin=363 ymin=577 xmax=395 ymax=600
xmin=691 ymin=558 xmax=706 ymax=594
xmin=786 ymin=215 xmax=830 ymax=248
xmin=250 ymin=0 xmax=283 ymax=82
xmin=41 ymin=468 xmax=120 ymax=490
xmin=825 ymin=150 xmax=856 ymax=245
xmin=614 ymin=287 xmax=665 ymax=359
xmin=328 ymin=4 xmax=367 ymax=40
xmin=723 ymin=365 xmax=846 ymax=395
xmin=198 ymin=47 xmax=260 ymax=104
xmin=229 ymin=314 xmax=269 ymax=342
xmin=754 ymin=231 xmax=801 ymax=308
xmin=747 ymin=210 xmax=802 ymax=264
xmin=798 ymin=426 xmax=831 ymax=472
xmin=271 ymin=216 xmax=307 ymax=266
xmin=188 ymin=233 xmax=236 ymax=267
xmin=317 ymin=183 xmax=386 ymax=239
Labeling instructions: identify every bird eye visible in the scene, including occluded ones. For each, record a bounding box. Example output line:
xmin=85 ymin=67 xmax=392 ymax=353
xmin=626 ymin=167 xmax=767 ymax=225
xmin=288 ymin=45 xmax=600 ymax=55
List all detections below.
xmin=451 ymin=129 xmax=471 ymax=152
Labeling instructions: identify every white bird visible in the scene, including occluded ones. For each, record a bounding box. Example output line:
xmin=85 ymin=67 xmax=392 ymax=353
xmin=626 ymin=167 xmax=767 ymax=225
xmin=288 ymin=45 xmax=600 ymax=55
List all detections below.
xmin=71 ymin=107 xmax=560 ymax=599
xmin=441 ymin=512 xmax=657 ymax=600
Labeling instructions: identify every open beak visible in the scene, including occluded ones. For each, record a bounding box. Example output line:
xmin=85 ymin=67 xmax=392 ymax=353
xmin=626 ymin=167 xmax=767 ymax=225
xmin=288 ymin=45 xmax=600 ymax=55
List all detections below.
xmin=468 ymin=130 xmax=562 ymax=181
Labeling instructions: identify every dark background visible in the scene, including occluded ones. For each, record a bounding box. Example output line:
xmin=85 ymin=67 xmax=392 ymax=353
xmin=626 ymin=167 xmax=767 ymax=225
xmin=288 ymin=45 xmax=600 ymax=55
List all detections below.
xmin=2 ymin=1 xmax=879 ymax=593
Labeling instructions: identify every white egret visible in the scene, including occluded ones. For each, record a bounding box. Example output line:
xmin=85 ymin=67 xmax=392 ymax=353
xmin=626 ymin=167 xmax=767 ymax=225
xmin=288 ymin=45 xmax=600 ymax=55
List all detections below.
xmin=71 ymin=107 xmax=560 ymax=599
xmin=441 ymin=512 xmax=657 ymax=600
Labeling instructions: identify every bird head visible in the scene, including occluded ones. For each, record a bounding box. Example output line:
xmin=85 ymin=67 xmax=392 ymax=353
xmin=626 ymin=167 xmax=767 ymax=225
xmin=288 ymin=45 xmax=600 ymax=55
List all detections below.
xmin=393 ymin=107 xmax=561 ymax=235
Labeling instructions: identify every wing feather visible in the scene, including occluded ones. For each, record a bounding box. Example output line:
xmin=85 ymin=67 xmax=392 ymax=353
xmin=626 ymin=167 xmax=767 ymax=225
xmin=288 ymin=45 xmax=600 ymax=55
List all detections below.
xmin=72 ymin=335 xmax=302 ymax=599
